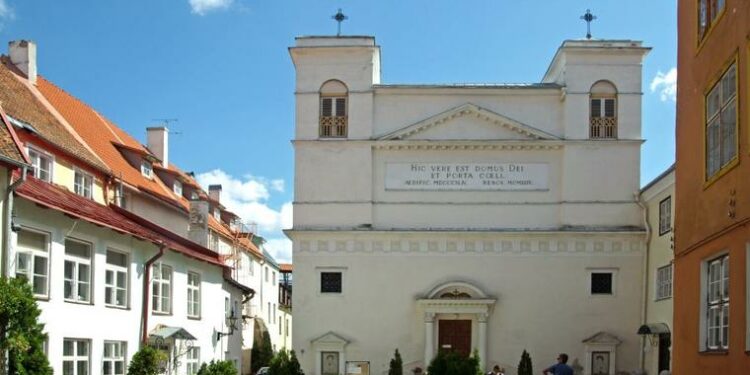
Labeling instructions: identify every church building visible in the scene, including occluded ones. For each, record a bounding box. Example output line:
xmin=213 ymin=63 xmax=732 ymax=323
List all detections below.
xmin=287 ymin=35 xmax=650 ymax=375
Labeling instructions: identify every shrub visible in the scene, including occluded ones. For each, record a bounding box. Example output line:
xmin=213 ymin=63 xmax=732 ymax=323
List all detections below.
xmin=427 ymin=350 xmax=481 ymax=375
xmin=388 ymin=349 xmax=403 ymax=375
xmin=268 ymin=349 xmax=304 ymax=375
xmin=0 ymin=277 xmax=52 ymax=375
xmin=517 ymin=350 xmax=532 ymax=375
xmin=251 ymin=331 xmax=274 ymax=373
xmin=127 ymin=346 xmax=167 ymax=375
xmin=197 ymin=360 xmax=238 ymax=375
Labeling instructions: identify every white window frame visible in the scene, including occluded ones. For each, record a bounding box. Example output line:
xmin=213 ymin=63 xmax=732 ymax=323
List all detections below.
xmin=658 ymin=196 xmax=672 ymax=236
xmin=74 ymin=168 xmax=94 ymax=199
xmin=15 ymin=228 xmax=50 ymax=298
xmin=27 ymin=145 xmax=54 ymax=182
xmin=186 ymin=346 xmax=200 ymax=375
xmin=152 ymin=263 xmax=172 ymax=314
xmin=141 ymin=161 xmax=153 ymax=178
xmin=103 ymin=341 xmax=127 ymax=375
xmin=62 ymin=339 xmax=90 ymax=375
xmin=656 ymin=264 xmax=673 ymax=300
xmin=704 ymin=254 xmax=729 ymax=351
xmin=173 ymin=180 xmax=183 ymax=196
xmin=104 ymin=249 xmax=129 ymax=308
xmin=587 ymin=268 xmax=617 ymax=297
xmin=187 ymin=271 xmax=201 ymax=319
xmin=705 ymin=62 xmax=737 ymax=179
xmin=319 ymin=95 xmax=348 ymax=138
xmin=64 ymin=238 xmax=93 ymax=303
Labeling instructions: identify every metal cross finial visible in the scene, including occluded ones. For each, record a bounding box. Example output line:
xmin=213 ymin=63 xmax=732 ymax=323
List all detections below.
xmin=332 ymin=9 xmax=348 ymax=36
xmin=580 ymin=9 xmax=597 ymax=39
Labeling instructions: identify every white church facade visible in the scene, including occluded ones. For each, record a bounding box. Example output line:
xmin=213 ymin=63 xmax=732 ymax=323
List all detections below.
xmin=287 ymin=36 xmax=650 ymax=375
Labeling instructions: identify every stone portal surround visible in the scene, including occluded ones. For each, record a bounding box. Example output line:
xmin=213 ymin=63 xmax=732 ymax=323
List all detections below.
xmin=294 ymin=235 xmax=644 ymax=255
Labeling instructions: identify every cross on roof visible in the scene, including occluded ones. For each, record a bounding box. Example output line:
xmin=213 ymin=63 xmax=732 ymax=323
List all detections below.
xmin=332 ymin=9 xmax=348 ymax=37
xmin=580 ymin=9 xmax=597 ymax=39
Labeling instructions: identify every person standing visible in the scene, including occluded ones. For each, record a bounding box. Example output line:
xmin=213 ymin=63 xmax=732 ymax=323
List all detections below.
xmin=542 ymin=354 xmax=574 ymax=375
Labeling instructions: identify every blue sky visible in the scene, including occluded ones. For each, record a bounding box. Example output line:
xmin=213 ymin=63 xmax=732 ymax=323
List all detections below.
xmin=0 ymin=0 xmax=677 ymax=262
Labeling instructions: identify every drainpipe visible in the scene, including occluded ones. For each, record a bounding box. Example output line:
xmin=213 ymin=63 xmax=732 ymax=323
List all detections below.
xmin=1 ymin=166 xmax=27 ymax=278
xmin=141 ymin=243 xmax=167 ymax=345
xmin=634 ymin=192 xmax=651 ymax=372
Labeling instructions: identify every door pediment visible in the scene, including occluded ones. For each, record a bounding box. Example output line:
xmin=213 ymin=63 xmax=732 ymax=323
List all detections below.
xmin=377 ymin=103 xmax=560 ymax=141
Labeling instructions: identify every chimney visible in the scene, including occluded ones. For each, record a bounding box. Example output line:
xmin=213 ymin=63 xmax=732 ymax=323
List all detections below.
xmin=146 ymin=127 xmax=168 ymax=167
xmin=9 ymin=40 xmax=37 ymax=85
xmin=208 ymin=184 xmax=222 ymax=203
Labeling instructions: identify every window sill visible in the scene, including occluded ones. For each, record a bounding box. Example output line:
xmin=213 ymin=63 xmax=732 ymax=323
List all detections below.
xmin=699 ymin=350 xmax=728 ymax=356
xmin=703 ymin=157 xmax=739 ymax=189
xmin=654 ymin=296 xmax=672 ymax=302
xmin=105 ymin=304 xmax=130 ymax=310
xmin=188 ymin=316 xmax=202 ymax=321
xmin=64 ymin=299 xmax=92 ymax=306
xmin=152 ymin=311 xmax=172 ymax=316
xmin=34 ymin=295 xmax=50 ymax=301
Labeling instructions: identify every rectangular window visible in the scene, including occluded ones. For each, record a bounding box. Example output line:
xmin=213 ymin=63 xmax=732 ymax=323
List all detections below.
xmin=279 ymin=316 xmax=283 ymax=335
xmin=589 ymin=97 xmax=617 ymax=139
xmin=265 ymin=266 xmax=269 ymax=282
xmin=209 ymin=231 xmax=219 ymax=251
xmin=286 ymin=319 xmax=289 ymax=337
xmin=706 ymin=254 xmax=729 ymax=350
xmin=699 ymin=0 xmax=726 ymax=40
xmin=590 ymin=272 xmax=613 ymax=295
xmin=268 ymin=302 xmax=271 ymax=322
xmin=173 ymin=180 xmax=183 ymax=196
xmin=105 ymin=250 xmax=128 ymax=308
xmin=659 ymin=196 xmax=672 ymax=235
xmin=63 ymin=339 xmax=90 ymax=375
xmin=152 ymin=263 xmax=172 ymax=314
xmin=656 ymin=264 xmax=673 ymax=300
xmin=272 ymin=271 xmax=276 ymax=285
xmin=64 ymin=238 xmax=92 ymax=303
xmin=15 ymin=229 xmax=50 ymax=297
xmin=187 ymin=272 xmax=201 ymax=318
xmin=141 ymin=161 xmax=153 ymax=178
xmin=321 ymin=272 xmax=342 ymax=293
xmin=319 ymin=96 xmax=348 ymax=137
xmin=74 ymin=169 xmax=94 ymax=199
xmin=103 ymin=341 xmax=126 ymax=375
xmin=187 ymin=347 xmax=200 ymax=375
xmin=706 ymin=62 xmax=737 ymax=179
xmin=28 ymin=147 xmax=53 ymax=182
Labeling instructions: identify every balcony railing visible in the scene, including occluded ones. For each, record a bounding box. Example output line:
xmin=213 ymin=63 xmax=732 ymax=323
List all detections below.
xmin=320 ymin=116 xmax=347 ymax=137
xmin=590 ymin=117 xmax=617 ymax=139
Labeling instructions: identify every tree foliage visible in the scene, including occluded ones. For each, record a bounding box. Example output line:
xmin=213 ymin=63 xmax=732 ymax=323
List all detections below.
xmin=0 ymin=277 xmax=51 ymax=375
xmin=127 ymin=346 xmax=167 ymax=375
xmin=388 ymin=349 xmax=403 ymax=375
xmin=251 ymin=331 xmax=274 ymax=373
xmin=268 ymin=349 xmax=304 ymax=375
xmin=196 ymin=360 xmax=238 ymax=375
xmin=517 ymin=350 xmax=532 ymax=375
xmin=427 ymin=350 xmax=482 ymax=375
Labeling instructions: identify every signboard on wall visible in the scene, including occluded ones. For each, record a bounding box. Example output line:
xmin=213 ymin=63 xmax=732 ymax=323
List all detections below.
xmin=385 ymin=162 xmax=549 ymax=191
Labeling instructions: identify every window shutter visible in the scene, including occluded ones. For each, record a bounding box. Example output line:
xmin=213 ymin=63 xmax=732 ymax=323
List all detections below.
xmin=321 ymin=98 xmax=333 ymax=117
xmin=591 ymin=99 xmax=602 ymax=118
xmin=335 ymin=98 xmax=346 ymax=116
xmin=604 ymin=99 xmax=616 ymax=117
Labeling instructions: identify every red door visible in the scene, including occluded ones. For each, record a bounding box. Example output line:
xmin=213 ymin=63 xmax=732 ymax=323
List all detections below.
xmin=438 ymin=320 xmax=472 ymax=357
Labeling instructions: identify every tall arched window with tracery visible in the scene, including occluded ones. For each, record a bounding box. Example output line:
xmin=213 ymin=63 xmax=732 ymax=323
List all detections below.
xmin=589 ymin=80 xmax=618 ymax=139
xmin=319 ymin=80 xmax=348 ymax=138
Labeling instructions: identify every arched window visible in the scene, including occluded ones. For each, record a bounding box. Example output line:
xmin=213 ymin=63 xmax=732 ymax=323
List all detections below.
xmin=319 ymin=80 xmax=348 ymax=138
xmin=589 ymin=81 xmax=618 ymax=139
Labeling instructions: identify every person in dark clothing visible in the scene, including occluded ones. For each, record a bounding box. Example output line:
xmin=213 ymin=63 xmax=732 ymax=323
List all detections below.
xmin=542 ymin=353 xmax=574 ymax=375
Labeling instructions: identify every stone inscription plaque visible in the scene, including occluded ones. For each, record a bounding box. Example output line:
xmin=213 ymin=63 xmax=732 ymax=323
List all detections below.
xmin=385 ymin=162 xmax=549 ymax=191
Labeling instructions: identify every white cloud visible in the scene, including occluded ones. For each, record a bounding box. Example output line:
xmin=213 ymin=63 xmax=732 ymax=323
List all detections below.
xmin=0 ymin=0 xmax=14 ymax=27
xmin=195 ymin=169 xmax=290 ymax=234
xmin=188 ymin=0 xmax=232 ymax=15
xmin=265 ymin=238 xmax=292 ymax=264
xmin=650 ymin=67 xmax=677 ymax=102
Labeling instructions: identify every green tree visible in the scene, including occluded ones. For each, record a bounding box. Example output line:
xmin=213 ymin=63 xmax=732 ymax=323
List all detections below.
xmin=251 ymin=331 xmax=274 ymax=373
xmin=196 ymin=360 xmax=238 ymax=375
xmin=288 ymin=350 xmax=303 ymax=375
xmin=388 ymin=349 xmax=403 ymax=375
xmin=517 ymin=350 xmax=532 ymax=375
xmin=127 ymin=346 xmax=167 ymax=375
xmin=0 ymin=277 xmax=51 ymax=375
xmin=427 ymin=350 xmax=481 ymax=375
xmin=268 ymin=349 xmax=304 ymax=375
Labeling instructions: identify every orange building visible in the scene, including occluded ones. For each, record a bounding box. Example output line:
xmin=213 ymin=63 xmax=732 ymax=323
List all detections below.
xmin=674 ymin=0 xmax=750 ymax=373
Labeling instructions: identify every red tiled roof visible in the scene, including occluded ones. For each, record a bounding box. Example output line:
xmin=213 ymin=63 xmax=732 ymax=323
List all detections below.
xmin=279 ymin=263 xmax=293 ymax=273
xmin=0 ymin=58 xmax=108 ymax=172
xmin=0 ymin=104 xmax=28 ymax=165
xmin=16 ymin=176 xmax=224 ymax=267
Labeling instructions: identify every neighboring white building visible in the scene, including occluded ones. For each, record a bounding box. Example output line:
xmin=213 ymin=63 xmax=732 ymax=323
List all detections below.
xmin=288 ymin=36 xmax=650 ymax=375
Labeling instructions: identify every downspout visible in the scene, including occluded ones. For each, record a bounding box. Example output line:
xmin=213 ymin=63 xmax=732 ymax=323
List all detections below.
xmin=634 ymin=192 xmax=651 ymax=371
xmin=141 ymin=243 xmax=167 ymax=345
xmin=1 ymin=166 xmax=27 ymax=278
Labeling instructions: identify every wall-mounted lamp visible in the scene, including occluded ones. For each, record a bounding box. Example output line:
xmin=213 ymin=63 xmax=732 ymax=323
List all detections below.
xmin=216 ymin=309 xmax=239 ymax=341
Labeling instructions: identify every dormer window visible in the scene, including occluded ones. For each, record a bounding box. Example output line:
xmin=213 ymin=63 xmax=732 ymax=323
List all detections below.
xmin=74 ymin=169 xmax=93 ymax=199
xmin=28 ymin=147 xmax=53 ymax=182
xmin=319 ymin=80 xmax=348 ymax=138
xmin=141 ymin=161 xmax=153 ymax=178
xmin=213 ymin=208 xmax=221 ymax=220
xmin=589 ymin=81 xmax=618 ymax=139
xmin=173 ymin=180 xmax=183 ymax=196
